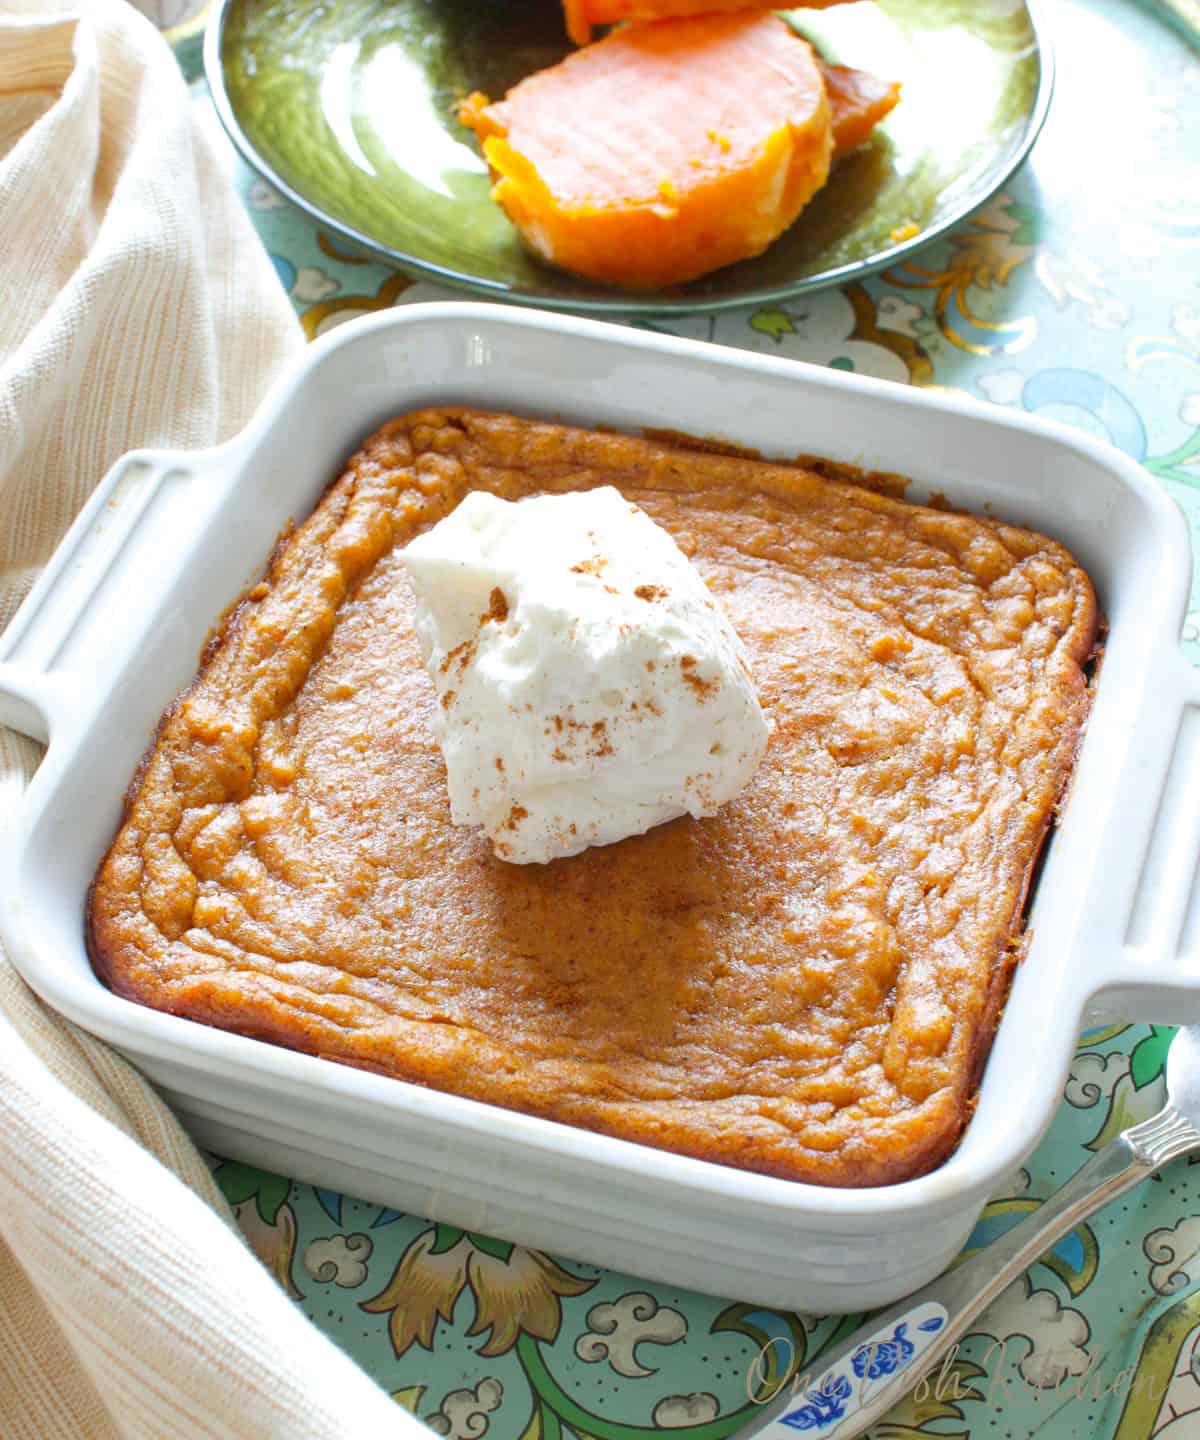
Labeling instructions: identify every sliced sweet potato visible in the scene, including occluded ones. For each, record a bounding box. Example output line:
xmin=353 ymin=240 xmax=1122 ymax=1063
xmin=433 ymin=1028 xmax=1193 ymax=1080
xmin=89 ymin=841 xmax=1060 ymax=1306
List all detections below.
xmin=459 ymin=13 xmax=834 ymax=292
xmin=820 ymin=60 xmax=902 ymax=157
xmin=562 ymin=0 xmax=862 ymax=48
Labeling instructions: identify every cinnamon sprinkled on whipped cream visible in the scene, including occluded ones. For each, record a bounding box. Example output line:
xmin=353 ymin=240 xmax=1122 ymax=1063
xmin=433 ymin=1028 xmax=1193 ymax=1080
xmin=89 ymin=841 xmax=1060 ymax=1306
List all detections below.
xmin=401 ymin=486 xmax=770 ymax=863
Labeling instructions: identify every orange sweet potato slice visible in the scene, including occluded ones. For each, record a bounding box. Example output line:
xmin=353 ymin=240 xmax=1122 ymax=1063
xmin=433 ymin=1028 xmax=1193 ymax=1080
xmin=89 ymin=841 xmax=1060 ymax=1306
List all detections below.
xmin=820 ymin=60 xmax=902 ymax=157
xmin=562 ymin=0 xmax=861 ymax=48
xmin=458 ymin=13 xmax=834 ymax=292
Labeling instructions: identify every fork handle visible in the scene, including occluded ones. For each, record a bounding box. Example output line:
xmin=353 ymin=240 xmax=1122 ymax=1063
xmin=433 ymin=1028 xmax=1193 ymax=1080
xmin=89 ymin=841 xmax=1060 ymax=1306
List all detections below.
xmin=741 ymin=1105 xmax=1199 ymax=1440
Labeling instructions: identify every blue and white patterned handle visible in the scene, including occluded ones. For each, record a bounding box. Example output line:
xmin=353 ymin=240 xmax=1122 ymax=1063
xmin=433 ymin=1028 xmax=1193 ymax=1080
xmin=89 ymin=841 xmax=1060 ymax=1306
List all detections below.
xmin=752 ymin=1303 xmax=947 ymax=1438
xmin=739 ymin=1082 xmax=1200 ymax=1440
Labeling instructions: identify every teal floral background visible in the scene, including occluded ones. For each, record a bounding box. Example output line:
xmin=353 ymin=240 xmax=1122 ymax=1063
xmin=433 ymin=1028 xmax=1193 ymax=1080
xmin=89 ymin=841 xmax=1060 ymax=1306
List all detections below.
xmin=211 ymin=1024 xmax=1200 ymax=1440
xmin=169 ymin=0 xmax=1200 ymax=1434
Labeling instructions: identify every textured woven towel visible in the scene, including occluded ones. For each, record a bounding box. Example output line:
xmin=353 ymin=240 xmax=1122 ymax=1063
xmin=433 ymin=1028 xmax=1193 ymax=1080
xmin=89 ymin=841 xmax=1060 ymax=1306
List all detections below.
xmin=0 ymin=2 xmax=414 ymax=1434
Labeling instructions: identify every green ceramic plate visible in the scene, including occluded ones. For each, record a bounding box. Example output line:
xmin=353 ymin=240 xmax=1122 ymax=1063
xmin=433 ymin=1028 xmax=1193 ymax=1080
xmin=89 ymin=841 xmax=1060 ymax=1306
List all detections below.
xmin=205 ymin=0 xmax=1052 ymax=314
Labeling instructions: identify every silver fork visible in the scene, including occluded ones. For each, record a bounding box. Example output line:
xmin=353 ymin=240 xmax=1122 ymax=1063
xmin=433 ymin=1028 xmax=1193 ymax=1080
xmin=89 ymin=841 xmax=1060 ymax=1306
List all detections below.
xmin=736 ymin=1025 xmax=1200 ymax=1440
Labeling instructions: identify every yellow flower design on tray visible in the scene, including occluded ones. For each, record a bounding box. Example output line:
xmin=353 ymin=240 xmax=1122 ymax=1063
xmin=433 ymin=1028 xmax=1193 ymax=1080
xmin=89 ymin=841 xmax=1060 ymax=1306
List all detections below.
xmin=885 ymin=193 xmax=1039 ymax=357
xmin=741 ymin=285 xmax=933 ymax=386
xmin=1112 ymin=1290 xmax=1200 ymax=1439
xmin=301 ymin=271 xmax=414 ymax=341
xmin=234 ymin=1197 xmax=303 ymax=1300
xmin=944 ymin=196 xmax=1037 ymax=290
xmin=362 ymin=1224 xmax=594 ymax=1358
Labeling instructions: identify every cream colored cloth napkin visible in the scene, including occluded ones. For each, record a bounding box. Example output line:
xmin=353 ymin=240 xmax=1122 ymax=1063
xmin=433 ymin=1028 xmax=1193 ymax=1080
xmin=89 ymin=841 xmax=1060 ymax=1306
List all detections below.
xmin=0 ymin=2 xmax=416 ymax=1434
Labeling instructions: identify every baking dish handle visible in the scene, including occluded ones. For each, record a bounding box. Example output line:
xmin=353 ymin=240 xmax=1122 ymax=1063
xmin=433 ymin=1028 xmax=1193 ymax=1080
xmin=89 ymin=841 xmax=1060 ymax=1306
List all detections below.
xmin=1086 ymin=647 xmax=1200 ymax=1021
xmin=0 ymin=448 xmax=182 ymax=745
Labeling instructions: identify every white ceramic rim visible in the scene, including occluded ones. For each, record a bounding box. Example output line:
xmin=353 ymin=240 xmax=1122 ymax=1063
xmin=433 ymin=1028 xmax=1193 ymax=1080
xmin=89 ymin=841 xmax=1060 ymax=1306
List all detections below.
xmin=1 ymin=301 xmax=1196 ymax=1229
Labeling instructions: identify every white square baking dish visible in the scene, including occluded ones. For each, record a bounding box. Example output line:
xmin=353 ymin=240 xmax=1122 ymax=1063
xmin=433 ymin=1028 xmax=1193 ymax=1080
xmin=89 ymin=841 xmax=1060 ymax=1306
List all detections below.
xmin=2 ymin=303 xmax=1199 ymax=1313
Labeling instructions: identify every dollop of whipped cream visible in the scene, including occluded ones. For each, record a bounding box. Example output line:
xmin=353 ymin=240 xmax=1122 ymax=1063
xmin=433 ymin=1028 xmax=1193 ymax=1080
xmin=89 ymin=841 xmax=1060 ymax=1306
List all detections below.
xmin=401 ymin=486 xmax=770 ymax=863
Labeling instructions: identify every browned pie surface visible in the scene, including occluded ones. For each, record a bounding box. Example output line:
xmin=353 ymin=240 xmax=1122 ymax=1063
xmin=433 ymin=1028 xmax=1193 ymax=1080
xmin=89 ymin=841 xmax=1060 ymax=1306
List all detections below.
xmin=88 ymin=409 xmax=1097 ymax=1186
